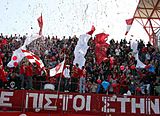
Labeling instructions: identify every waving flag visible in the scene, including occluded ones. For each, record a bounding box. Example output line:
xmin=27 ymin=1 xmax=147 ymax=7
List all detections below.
xmin=50 ymin=60 xmax=65 ymax=77
xmin=7 ymin=46 xmax=26 ymax=67
xmin=130 ymin=40 xmax=146 ymax=68
xmin=23 ymin=14 xmax=43 ymax=46
xmin=7 ymin=16 xmax=43 ymax=68
xmin=73 ymin=25 xmax=95 ymax=69
xmin=21 ymin=49 xmax=44 ymax=68
xmin=7 ymin=34 xmax=41 ymax=68
xmin=94 ymin=33 xmax=109 ymax=44
xmin=87 ymin=25 xmax=95 ymax=35
xmin=125 ymin=18 xmax=134 ymax=35
xmin=23 ymin=34 xmax=42 ymax=47
xmin=94 ymin=33 xmax=109 ymax=64
xmin=37 ymin=13 xmax=43 ymax=35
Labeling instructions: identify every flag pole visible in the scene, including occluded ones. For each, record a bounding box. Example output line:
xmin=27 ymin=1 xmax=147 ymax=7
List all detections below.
xmin=54 ymin=55 xmax=66 ymax=110
xmin=54 ymin=71 xmax=63 ymax=109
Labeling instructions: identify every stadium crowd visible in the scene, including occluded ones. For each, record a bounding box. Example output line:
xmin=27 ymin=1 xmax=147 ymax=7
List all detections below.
xmin=0 ymin=33 xmax=160 ymax=96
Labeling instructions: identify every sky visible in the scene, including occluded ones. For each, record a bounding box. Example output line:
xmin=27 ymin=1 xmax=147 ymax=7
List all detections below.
xmin=0 ymin=0 xmax=149 ymax=42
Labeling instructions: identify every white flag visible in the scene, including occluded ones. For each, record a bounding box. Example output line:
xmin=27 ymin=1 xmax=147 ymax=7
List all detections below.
xmin=131 ymin=40 xmax=146 ymax=68
xmin=50 ymin=60 xmax=65 ymax=77
xmin=135 ymin=53 xmax=146 ymax=68
xmin=73 ymin=34 xmax=91 ymax=69
xmin=73 ymin=25 xmax=95 ymax=69
xmin=7 ymin=45 xmax=26 ymax=67
xmin=23 ymin=34 xmax=42 ymax=46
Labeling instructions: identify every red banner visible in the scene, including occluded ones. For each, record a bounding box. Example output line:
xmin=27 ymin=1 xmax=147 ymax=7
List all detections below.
xmin=0 ymin=90 xmax=160 ymax=115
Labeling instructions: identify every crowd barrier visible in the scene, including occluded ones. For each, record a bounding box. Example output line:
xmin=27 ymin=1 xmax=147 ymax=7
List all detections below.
xmin=0 ymin=89 xmax=160 ymax=116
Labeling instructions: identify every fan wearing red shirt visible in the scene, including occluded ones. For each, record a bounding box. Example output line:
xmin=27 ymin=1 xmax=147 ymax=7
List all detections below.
xmin=72 ymin=64 xmax=80 ymax=78
xmin=25 ymin=62 xmax=33 ymax=90
xmin=0 ymin=57 xmax=7 ymax=89
xmin=19 ymin=62 xmax=26 ymax=89
xmin=33 ymin=63 xmax=43 ymax=77
xmin=71 ymin=63 xmax=81 ymax=92
xmin=0 ymin=66 xmax=7 ymax=83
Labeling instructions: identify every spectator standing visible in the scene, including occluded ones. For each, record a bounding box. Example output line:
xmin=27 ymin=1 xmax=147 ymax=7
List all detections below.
xmin=140 ymin=76 xmax=151 ymax=95
xmin=86 ymin=78 xmax=92 ymax=93
xmin=0 ymin=65 xmax=7 ymax=88
xmin=63 ymin=65 xmax=71 ymax=92
xmin=90 ymin=81 xmax=98 ymax=93
xmin=79 ymin=66 xmax=86 ymax=93
xmin=25 ymin=62 xmax=33 ymax=90
xmin=71 ymin=63 xmax=80 ymax=92
xmin=19 ymin=62 xmax=25 ymax=89
xmin=0 ymin=57 xmax=7 ymax=88
xmin=115 ymin=45 xmax=121 ymax=57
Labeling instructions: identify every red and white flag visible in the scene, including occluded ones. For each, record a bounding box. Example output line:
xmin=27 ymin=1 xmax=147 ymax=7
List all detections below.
xmin=7 ymin=34 xmax=41 ymax=68
xmin=7 ymin=16 xmax=43 ymax=68
xmin=37 ymin=13 xmax=43 ymax=35
xmin=125 ymin=18 xmax=134 ymax=35
xmin=50 ymin=60 xmax=65 ymax=77
xmin=21 ymin=49 xmax=44 ymax=68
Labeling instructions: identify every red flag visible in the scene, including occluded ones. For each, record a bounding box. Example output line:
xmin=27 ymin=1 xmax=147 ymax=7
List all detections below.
xmin=37 ymin=14 xmax=43 ymax=35
xmin=87 ymin=25 xmax=95 ymax=35
xmin=125 ymin=18 xmax=134 ymax=35
xmin=94 ymin=33 xmax=109 ymax=64
xmin=95 ymin=43 xmax=109 ymax=64
xmin=94 ymin=33 xmax=109 ymax=44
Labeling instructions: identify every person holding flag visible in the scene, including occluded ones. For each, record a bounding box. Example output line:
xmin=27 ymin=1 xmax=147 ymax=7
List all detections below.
xmin=63 ymin=65 xmax=71 ymax=92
